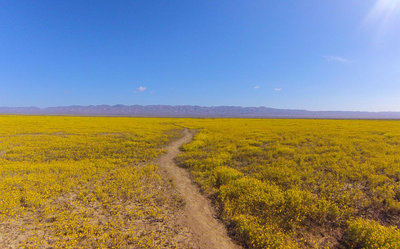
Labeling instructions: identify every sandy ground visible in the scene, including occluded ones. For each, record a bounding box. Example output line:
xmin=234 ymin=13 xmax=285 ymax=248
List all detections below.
xmin=157 ymin=129 xmax=242 ymax=249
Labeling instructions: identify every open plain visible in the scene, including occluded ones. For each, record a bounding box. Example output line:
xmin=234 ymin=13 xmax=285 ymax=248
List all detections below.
xmin=1 ymin=116 xmax=400 ymax=248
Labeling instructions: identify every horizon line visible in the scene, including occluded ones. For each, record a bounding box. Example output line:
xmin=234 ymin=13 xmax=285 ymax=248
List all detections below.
xmin=1 ymin=104 xmax=400 ymax=114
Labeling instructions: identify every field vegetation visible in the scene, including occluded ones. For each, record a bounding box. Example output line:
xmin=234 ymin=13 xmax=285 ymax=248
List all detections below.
xmin=177 ymin=119 xmax=400 ymax=248
xmin=0 ymin=115 xmax=193 ymax=248
xmin=2 ymin=116 xmax=400 ymax=248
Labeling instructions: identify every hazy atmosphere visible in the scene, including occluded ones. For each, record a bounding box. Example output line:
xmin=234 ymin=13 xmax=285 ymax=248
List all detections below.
xmin=1 ymin=0 xmax=400 ymax=111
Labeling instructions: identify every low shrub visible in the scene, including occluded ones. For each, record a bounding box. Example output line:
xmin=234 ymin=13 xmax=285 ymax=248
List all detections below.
xmin=344 ymin=218 xmax=400 ymax=249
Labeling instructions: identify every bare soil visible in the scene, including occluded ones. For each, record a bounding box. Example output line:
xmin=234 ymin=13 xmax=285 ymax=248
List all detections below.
xmin=157 ymin=129 xmax=242 ymax=249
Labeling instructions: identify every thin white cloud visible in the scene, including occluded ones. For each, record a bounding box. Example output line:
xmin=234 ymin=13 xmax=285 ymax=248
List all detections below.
xmin=134 ymin=86 xmax=147 ymax=93
xmin=274 ymin=88 xmax=282 ymax=92
xmin=323 ymin=56 xmax=350 ymax=64
xmin=253 ymin=85 xmax=260 ymax=89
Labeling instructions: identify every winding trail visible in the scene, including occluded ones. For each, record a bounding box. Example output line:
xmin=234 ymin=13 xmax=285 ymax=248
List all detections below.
xmin=157 ymin=129 xmax=241 ymax=249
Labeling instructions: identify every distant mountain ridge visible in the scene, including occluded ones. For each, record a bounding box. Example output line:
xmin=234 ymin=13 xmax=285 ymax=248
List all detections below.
xmin=1 ymin=105 xmax=400 ymax=119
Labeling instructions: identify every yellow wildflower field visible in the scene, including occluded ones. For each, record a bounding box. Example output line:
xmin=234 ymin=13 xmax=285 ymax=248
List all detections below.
xmin=177 ymin=119 xmax=400 ymax=248
xmin=2 ymin=116 xmax=400 ymax=248
xmin=0 ymin=115 xmax=190 ymax=248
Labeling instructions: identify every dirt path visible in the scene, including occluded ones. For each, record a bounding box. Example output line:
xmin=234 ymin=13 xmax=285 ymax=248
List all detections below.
xmin=157 ymin=129 xmax=242 ymax=249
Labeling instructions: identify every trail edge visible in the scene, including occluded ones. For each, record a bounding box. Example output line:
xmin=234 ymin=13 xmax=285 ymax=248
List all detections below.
xmin=157 ymin=128 xmax=242 ymax=249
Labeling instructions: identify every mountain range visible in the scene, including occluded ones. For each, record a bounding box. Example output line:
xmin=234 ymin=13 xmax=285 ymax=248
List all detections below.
xmin=1 ymin=105 xmax=400 ymax=119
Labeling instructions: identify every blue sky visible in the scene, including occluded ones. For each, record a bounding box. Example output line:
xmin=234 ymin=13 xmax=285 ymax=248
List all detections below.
xmin=1 ymin=0 xmax=400 ymax=111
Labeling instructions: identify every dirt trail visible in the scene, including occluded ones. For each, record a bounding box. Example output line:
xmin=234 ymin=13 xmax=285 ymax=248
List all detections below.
xmin=157 ymin=129 xmax=241 ymax=249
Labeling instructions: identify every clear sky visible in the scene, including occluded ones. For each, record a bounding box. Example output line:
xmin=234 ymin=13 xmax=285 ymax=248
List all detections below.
xmin=1 ymin=0 xmax=400 ymax=111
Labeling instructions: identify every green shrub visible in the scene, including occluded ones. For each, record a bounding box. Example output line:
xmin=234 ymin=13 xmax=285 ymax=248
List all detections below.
xmin=231 ymin=214 xmax=300 ymax=249
xmin=212 ymin=166 xmax=244 ymax=188
xmin=218 ymin=177 xmax=284 ymax=218
xmin=344 ymin=218 xmax=400 ymax=249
